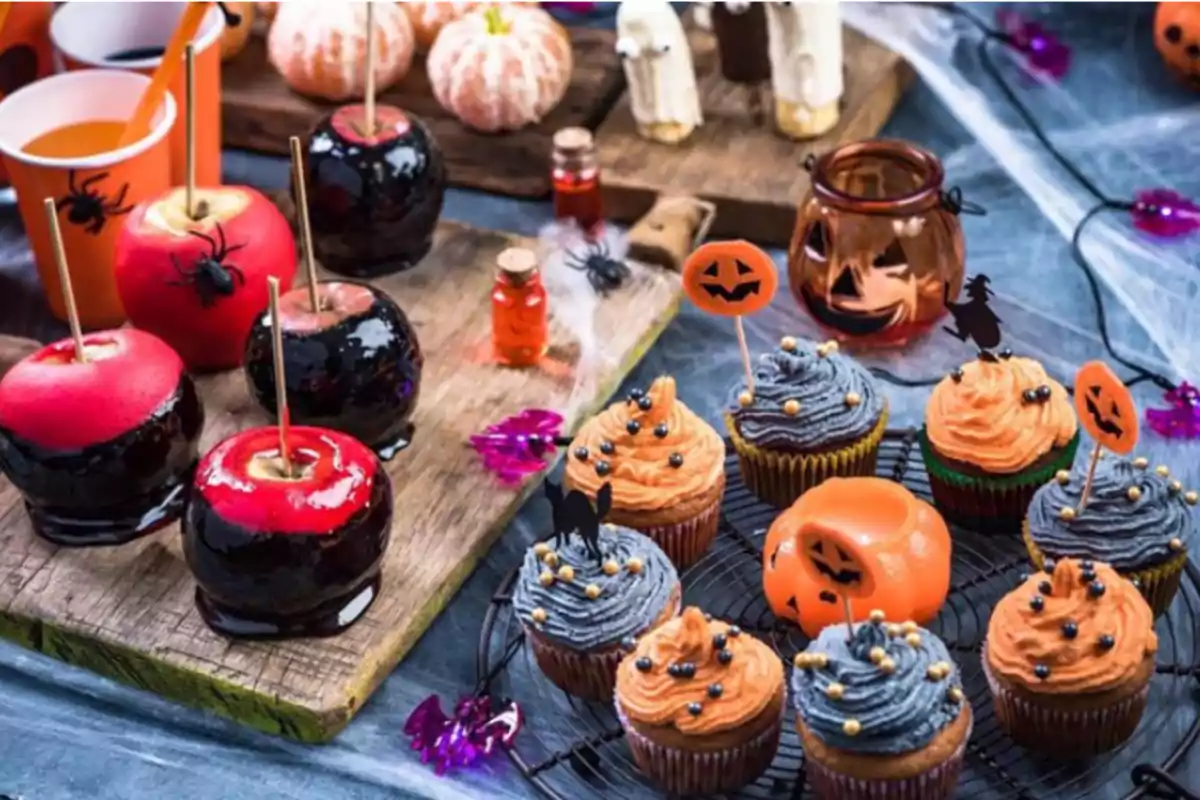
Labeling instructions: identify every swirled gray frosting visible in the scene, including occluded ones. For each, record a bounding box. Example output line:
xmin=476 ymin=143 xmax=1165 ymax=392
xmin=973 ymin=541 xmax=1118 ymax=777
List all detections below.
xmin=513 ymin=525 xmax=679 ymax=651
xmin=728 ymin=339 xmax=885 ymax=452
xmin=1027 ymin=456 xmax=1194 ymax=571
xmin=792 ymin=621 xmax=965 ymax=756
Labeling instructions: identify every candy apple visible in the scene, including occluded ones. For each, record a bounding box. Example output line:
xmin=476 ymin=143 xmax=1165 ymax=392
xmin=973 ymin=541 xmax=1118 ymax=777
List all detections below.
xmin=0 ymin=328 xmax=204 ymax=545
xmin=182 ymin=425 xmax=393 ymax=639
xmin=243 ymin=280 xmax=423 ymax=459
xmin=301 ymin=104 xmax=445 ymax=277
xmin=114 ymin=186 xmax=297 ymax=372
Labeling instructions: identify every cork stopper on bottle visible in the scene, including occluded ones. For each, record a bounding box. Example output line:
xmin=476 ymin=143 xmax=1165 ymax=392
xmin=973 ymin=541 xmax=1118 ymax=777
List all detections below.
xmin=497 ymin=247 xmax=539 ymax=285
xmin=553 ymin=126 xmax=594 ymax=155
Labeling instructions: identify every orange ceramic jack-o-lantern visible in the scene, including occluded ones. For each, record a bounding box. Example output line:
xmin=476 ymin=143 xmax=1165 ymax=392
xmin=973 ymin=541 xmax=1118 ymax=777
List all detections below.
xmin=1155 ymin=2 xmax=1200 ymax=89
xmin=763 ymin=476 xmax=952 ymax=638
xmin=682 ymin=239 xmax=779 ymax=317
xmin=1074 ymin=360 xmax=1139 ymax=455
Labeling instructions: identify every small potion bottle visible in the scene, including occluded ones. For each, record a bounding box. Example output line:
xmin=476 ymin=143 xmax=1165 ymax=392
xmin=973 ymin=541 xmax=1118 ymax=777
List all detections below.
xmin=491 ymin=247 xmax=548 ymax=368
xmin=551 ymin=127 xmax=603 ymax=236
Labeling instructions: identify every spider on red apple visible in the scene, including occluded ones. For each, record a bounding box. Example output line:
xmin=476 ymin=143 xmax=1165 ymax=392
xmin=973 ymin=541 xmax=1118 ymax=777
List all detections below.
xmin=168 ymin=222 xmax=248 ymax=308
xmin=55 ymin=170 xmax=133 ymax=235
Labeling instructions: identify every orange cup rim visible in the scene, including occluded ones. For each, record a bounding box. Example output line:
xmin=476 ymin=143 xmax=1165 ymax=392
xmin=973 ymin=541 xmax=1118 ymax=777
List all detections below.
xmin=49 ymin=3 xmax=224 ymax=70
xmin=0 ymin=69 xmax=178 ymax=170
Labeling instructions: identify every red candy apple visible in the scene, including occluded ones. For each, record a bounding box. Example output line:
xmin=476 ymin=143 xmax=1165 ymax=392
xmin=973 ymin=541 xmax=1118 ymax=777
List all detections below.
xmin=114 ymin=186 xmax=297 ymax=372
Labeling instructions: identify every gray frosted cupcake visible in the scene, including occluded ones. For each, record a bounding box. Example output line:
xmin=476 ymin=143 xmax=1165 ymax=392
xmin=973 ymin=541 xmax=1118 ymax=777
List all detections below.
xmin=514 ymin=523 xmax=680 ymax=702
xmin=725 ymin=336 xmax=888 ymax=508
xmin=1025 ymin=455 xmax=1197 ymax=616
xmin=792 ymin=616 xmax=972 ymax=800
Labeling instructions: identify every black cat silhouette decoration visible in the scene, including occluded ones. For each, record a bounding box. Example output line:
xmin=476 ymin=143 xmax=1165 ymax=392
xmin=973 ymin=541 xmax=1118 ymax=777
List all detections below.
xmin=943 ymin=274 xmax=1004 ymax=359
xmin=544 ymin=480 xmax=612 ymax=561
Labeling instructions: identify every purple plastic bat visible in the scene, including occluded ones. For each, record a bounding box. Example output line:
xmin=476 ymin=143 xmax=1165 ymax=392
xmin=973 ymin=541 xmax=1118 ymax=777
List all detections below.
xmin=403 ymin=694 xmax=523 ymax=775
xmin=1131 ymin=190 xmax=1200 ymax=239
xmin=469 ymin=409 xmax=564 ymax=485
xmin=996 ymin=10 xmax=1071 ymax=80
xmin=1146 ymin=382 xmax=1200 ymax=440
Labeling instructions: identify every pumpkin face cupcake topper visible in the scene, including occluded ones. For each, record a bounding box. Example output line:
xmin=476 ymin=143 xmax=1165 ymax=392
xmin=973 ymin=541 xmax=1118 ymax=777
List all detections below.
xmin=1072 ymin=361 xmax=1139 ymax=516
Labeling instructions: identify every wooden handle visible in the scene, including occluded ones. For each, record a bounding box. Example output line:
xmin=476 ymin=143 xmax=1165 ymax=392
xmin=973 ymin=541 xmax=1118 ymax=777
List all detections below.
xmin=42 ymin=198 xmax=87 ymax=363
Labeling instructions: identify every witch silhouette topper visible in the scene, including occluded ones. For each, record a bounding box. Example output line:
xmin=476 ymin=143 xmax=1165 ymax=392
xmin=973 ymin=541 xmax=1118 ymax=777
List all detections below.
xmin=942 ymin=274 xmax=1004 ymax=358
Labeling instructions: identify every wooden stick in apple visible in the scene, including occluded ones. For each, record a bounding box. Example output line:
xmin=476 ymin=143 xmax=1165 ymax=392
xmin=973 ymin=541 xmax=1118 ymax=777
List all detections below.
xmin=364 ymin=0 xmax=376 ymax=140
xmin=41 ymin=198 xmax=87 ymax=363
xmin=184 ymin=43 xmax=197 ymax=220
xmin=267 ymin=276 xmax=293 ymax=477
xmin=287 ymin=135 xmax=321 ymax=313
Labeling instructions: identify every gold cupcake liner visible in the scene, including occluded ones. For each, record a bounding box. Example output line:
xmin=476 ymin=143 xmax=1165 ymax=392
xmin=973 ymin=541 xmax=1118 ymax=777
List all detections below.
xmin=1023 ymin=523 xmax=1187 ymax=618
xmin=724 ymin=407 xmax=888 ymax=509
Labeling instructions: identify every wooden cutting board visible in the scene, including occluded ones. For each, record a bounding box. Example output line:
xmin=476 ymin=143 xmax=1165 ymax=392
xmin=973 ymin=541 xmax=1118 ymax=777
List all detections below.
xmin=0 ymin=219 xmax=682 ymax=743
xmin=598 ymin=24 xmax=913 ymax=247
xmin=220 ymin=24 xmax=625 ymax=198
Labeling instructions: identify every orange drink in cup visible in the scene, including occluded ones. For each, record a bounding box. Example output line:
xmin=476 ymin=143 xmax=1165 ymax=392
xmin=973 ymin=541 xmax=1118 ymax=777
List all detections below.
xmin=50 ymin=2 xmax=223 ymax=187
xmin=0 ymin=70 xmax=175 ymax=328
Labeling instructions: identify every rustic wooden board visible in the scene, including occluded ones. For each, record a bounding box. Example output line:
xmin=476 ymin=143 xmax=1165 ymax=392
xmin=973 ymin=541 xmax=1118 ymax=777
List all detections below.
xmin=597 ymin=25 xmax=913 ymax=247
xmin=220 ymin=24 xmax=626 ymax=197
xmin=0 ymin=220 xmax=682 ymax=743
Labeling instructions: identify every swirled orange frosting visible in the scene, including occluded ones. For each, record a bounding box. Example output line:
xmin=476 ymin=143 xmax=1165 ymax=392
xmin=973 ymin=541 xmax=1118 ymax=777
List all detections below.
xmin=925 ymin=356 xmax=1077 ymax=473
xmin=616 ymin=607 xmax=784 ymax=734
xmin=986 ymin=559 xmax=1156 ymax=694
xmin=565 ymin=377 xmax=725 ymax=512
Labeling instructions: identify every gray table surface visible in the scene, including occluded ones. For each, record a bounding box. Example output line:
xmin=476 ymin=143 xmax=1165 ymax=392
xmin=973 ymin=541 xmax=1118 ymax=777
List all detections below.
xmin=2 ymin=3 xmax=1199 ymax=798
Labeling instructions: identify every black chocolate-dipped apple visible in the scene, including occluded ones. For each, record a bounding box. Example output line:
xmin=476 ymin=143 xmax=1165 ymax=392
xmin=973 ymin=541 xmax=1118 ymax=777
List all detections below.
xmin=243 ymin=280 xmax=423 ymax=460
xmin=0 ymin=329 xmax=204 ymax=546
xmin=182 ymin=425 xmax=393 ymax=639
xmin=301 ymin=104 xmax=446 ymax=277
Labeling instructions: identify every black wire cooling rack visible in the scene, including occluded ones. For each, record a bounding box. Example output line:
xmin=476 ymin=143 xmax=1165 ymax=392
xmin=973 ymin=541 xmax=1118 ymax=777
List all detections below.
xmin=478 ymin=430 xmax=1200 ymax=800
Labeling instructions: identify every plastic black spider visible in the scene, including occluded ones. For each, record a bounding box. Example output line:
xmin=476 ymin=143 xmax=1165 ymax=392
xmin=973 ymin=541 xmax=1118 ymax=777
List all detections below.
xmin=55 ymin=170 xmax=132 ymax=235
xmin=563 ymin=239 xmax=631 ymax=296
xmin=168 ymin=222 xmax=247 ymax=307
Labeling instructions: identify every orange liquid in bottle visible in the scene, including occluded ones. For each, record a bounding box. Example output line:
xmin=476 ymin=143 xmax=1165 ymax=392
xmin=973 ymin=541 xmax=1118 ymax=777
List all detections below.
xmin=492 ymin=249 xmax=548 ymax=367
xmin=23 ymin=120 xmax=126 ymax=158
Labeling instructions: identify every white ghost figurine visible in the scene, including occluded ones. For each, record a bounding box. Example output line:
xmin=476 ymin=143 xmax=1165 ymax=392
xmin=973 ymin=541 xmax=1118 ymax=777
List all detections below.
xmin=615 ymin=1 xmax=703 ymax=145
xmin=765 ymin=0 xmax=844 ymax=140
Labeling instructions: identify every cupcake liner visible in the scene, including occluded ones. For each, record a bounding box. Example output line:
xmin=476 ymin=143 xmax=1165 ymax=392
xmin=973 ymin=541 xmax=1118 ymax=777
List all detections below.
xmin=634 ymin=490 xmax=722 ymax=570
xmin=725 ymin=406 xmax=888 ymax=509
xmin=1023 ymin=524 xmax=1187 ymax=617
xmin=983 ymin=647 xmax=1150 ymax=757
xmin=615 ymin=697 xmax=784 ymax=795
xmin=919 ymin=429 xmax=1081 ymax=535
xmin=805 ymin=732 xmax=969 ymax=800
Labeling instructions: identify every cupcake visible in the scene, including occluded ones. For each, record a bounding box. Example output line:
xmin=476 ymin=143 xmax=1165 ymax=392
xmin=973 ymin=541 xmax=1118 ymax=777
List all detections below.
xmin=614 ymin=607 xmax=785 ymax=795
xmin=565 ymin=376 xmax=726 ymax=568
xmin=513 ymin=521 xmax=680 ymax=702
xmin=983 ymin=558 xmax=1157 ymax=757
xmin=920 ymin=353 xmax=1079 ymax=532
xmin=792 ymin=614 xmax=972 ymax=800
xmin=725 ymin=337 xmax=887 ymax=509
xmin=1025 ymin=455 xmax=1196 ymax=617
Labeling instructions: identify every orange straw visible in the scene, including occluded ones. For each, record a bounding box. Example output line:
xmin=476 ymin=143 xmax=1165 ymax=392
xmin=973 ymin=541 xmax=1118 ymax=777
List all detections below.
xmin=0 ymin=5 xmax=13 ymax=38
xmin=117 ymin=2 xmax=211 ymax=147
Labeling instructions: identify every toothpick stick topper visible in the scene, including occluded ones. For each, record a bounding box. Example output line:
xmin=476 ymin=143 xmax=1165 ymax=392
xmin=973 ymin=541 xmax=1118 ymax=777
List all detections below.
xmin=42 ymin=198 xmax=87 ymax=363
xmin=288 ymin=135 xmax=321 ymax=313
xmin=681 ymin=239 xmax=778 ymax=399
xmin=1072 ymin=360 xmax=1139 ymax=515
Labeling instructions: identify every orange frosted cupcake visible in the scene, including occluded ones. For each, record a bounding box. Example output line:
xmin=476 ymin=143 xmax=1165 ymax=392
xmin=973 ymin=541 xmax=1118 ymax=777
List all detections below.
xmin=615 ymin=607 xmax=785 ymax=795
xmin=920 ymin=354 xmax=1079 ymax=533
xmin=983 ymin=558 xmax=1157 ymax=757
xmin=565 ymin=377 xmax=726 ymax=568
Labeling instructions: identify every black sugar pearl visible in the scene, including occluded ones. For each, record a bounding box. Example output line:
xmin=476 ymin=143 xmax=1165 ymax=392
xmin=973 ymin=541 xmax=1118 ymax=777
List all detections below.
xmin=1019 ymin=572 xmax=1030 ymax=583
xmin=667 ymin=664 xmax=682 ymax=678
xmin=626 ymin=420 xmax=641 ymax=435
xmin=669 ymin=453 xmax=684 ymax=468
xmin=574 ymin=447 xmax=589 ymax=461
xmin=729 ymin=626 xmax=742 ymax=637
xmin=1081 ymin=570 xmax=1097 ymax=584
xmin=1044 ymin=559 xmax=1056 ymax=574
xmin=707 ymin=683 xmax=724 ymax=699
xmin=1022 ymin=389 xmax=1038 ymax=404
xmin=599 ymin=440 xmax=616 ymax=455
xmin=1030 ymin=596 xmax=1045 ymax=612
xmin=680 ymin=663 xmax=697 ymax=679
xmin=718 ymin=650 xmax=734 ymax=665
xmin=638 ymin=397 xmax=653 ymax=411
xmin=1099 ymin=634 xmax=1115 ymax=650
xmin=1080 ymin=560 xmax=1094 ymax=571
xmin=1000 ymin=348 xmax=1014 ymax=360
xmin=950 ymin=368 xmax=964 ymax=383
xmin=1061 ymin=621 xmax=1078 ymax=639
xmin=654 ymin=423 xmax=669 ymax=439
xmin=595 ymin=461 xmax=612 ymax=477
xmin=712 ymin=633 xmax=728 ymax=650
xmin=636 ymin=657 xmax=652 ymax=672
xmin=1089 ymin=581 xmax=1107 ymax=598
xmin=1034 ymin=664 xmax=1051 ymax=680
xmin=1036 ymin=385 xmax=1052 ymax=401
xmin=688 ymin=702 xmax=703 ymax=716
xmin=628 ymin=388 xmax=645 ymax=401
xmin=1039 ymin=581 xmax=1052 ymax=595
xmin=621 ymin=636 xmax=637 ymax=652
xmin=705 ymin=613 xmax=714 ymax=622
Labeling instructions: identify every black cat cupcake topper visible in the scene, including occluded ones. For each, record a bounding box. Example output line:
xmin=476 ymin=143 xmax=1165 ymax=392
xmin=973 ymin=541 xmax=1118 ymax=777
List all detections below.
xmin=943 ymin=273 xmax=1004 ymax=360
xmin=545 ymin=481 xmax=612 ymax=561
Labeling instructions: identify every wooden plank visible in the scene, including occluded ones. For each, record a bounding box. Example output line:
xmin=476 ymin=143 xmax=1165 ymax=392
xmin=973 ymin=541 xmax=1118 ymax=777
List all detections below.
xmin=0 ymin=220 xmax=682 ymax=743
xmin=597 ymin=25 xmax=913 ymax=247
xmin=220 ymin=25 xmax=626 ymax=198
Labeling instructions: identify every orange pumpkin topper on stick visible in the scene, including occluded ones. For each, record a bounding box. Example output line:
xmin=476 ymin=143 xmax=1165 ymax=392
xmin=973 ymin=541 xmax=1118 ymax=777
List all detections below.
xmin=682 ymin=239 xmax=779 ymax=397
xmin=1155 ymin=2 xmax=1200 ymax=89
xmin=1072 ymin=360 xmax=1139 ymax=514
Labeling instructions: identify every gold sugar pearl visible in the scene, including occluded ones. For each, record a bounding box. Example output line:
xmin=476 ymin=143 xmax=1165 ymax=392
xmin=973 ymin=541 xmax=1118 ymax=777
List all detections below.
xmin=531 ymin=608 xmax=548 ymax=624
xmin=926 ymin=664 xmax=946 ymax=681
xmin=1187 ymin=491 xmax=1198 ymax=506
xmin=533 ymin=543 xmax=552 ymax=557
xmin=868 ymin=609 xmax=886 ymax=624
xmin=901 ymin=621 xmax=919 ymax=635
xmin=627 ymin=557 xmax=645 ymax=574
xmin=1133 ymin=457 xmax=1149 ymax=469
xmin=783 ymin=399 xmax=801 ymax=416
xmin=585 ymin=583 xmax=602 ymax=599
xmin=1157 ymin=465 xmax=1171 ymax=477
xmin=817 ymin=340 xmax=840 ymax=358
xmin=948 ymin=687 xmax=965 ymax=704
xmin=842 ymin=719 xmax=862 ymax=736
xmin=879 ymin=657 xmax=897 ymax=674
xmin=810 ymin=653 xmax=829 ymax=669
xmin=542 ymin=551 xmax=560 ymax=568
xmin=845 ymin=392 xmax=861 ymax=408
xmin=738 ymin=391 xmax=754 ymax=408
xmin=538 ymin=571 xmax=555 ymax=587
xmin=793 ymin=653 xmax=810 ymax=669
xmin=868 ymin=647 xmax=887 ymax=665
xmin=905 ymin=632 xmax=922 ymax=647
xmin=603 ymin=560 xmax=620 ymax=576
xmin=1055 ymin=470 xmax=1070 ymax=485
xmin=781 ymin=336 xmax=798 ymax=352
xmin=558 ymin=565 xmax=575 ymax=583
xmin=886 ymin=624 xmax=903 ymax=638
xmin=1170 ymin=537 xmax=1185 ymax=552
xmin=825 ymin=682 xmax=846 ymax=700
xmin=1127 ymin=486 xmax=1142 ymax=502
xmin=1171 ymin=480 xmax=1183 ymax=494
xmin=934 ymin=660 xmax=952 ymax=675
xmin=1059 ymin=507 xmax=1077 ymax=522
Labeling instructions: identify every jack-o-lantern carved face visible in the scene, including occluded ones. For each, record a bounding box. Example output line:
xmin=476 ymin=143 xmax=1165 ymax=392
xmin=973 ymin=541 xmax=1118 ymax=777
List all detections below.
xmin=762 ymin=477 xmax=952 ymax=638
xmin=682 ymin=239 xmax=778 ymax=317
xmin=1155 ymin=2 xmax=1200 ymax=88
xmin=1074 ymin=360 xmax=1139 ymax=455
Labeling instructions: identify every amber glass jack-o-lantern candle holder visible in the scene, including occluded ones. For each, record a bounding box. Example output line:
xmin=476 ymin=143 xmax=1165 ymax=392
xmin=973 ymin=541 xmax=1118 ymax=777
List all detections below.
xmin=788 ymin=139 xmax=967 ymax=348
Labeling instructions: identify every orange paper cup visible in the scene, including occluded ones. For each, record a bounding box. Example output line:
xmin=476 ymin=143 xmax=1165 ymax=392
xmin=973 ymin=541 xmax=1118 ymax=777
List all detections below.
xmin=0 ymin=2 xmax=55 ymax=186
xmin=50 ymin=2 xmax=223 ymax=187
xmin=0 ymin=70 xmax=176 ymax=329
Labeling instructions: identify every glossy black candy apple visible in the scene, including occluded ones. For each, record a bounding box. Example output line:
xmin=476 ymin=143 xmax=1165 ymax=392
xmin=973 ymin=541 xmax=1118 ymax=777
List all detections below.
xmin=0 ymin=329 xmax=203 ymax=545
xmin=182 ymin=425 xmax=393 ymax=639
xmin=301 ymin=103 xmax=446 ymax=277
xmin=243 ymin=280 xmax=423 ymax=460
